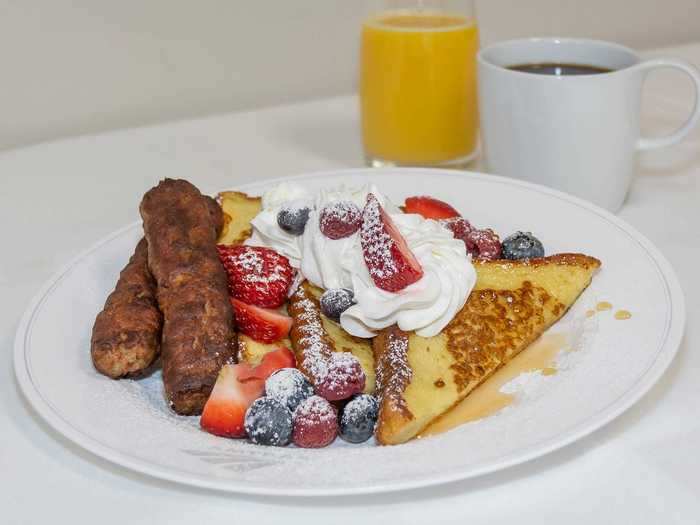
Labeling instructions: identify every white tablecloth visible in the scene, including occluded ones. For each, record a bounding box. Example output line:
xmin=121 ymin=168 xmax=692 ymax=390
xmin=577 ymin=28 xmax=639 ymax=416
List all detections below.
xmin=2 ymin=43 xmax=699 ymax=524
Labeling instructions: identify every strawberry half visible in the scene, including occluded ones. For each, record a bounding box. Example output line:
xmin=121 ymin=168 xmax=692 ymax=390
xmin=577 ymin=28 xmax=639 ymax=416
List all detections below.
xmin=237 ymin=346 xmax=296 ymax=381
xmin=231 ymin=298 xmax=293 ymax=343
xmin=404 ymin=196 xmax=460 ymax=220
xmin=217 ymin=245 xmax=294 ymax=308
xmin=360 ymin=194 xmax=424 ymax=292
xmin=200 ymin=364 xmax=264 ymax=438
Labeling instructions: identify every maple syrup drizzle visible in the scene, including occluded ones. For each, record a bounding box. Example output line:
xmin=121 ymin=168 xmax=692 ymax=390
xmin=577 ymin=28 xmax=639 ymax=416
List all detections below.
xmin=585 ymin=309 xmax=596 ymax=318
xmin=614 ymin=309 xmax=632 ymax=320
xmin=419 ymin=333 xmax=569 ymax=437
xmin=596 ymin=301 xmax=613 ymax=311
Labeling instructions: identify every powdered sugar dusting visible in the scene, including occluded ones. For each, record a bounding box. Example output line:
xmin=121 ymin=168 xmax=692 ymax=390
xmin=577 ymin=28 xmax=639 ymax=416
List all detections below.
xmin=315 ymin=351 xmax=365 ymax=400
xmin=360 ymin=194 xmax=398 ymax=280
xmin=218 ymin=245 xmax=294 ymax=307
xmin=289 ymin=287 xmax=333 ymax=382
xmin=319 ymin=200 xmax=361 ymax=239
xmin=294 ymin=395 xmax=337 ymax=424
xmin=288 ymin=285 xmax=364 ymax=400
xmin=375 ymin=329 xmax=411 ymax=412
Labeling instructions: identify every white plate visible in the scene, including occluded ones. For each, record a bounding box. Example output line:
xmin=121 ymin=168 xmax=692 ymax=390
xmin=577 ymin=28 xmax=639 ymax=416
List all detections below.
xmin=14 ymin=168 xmax=684 ymax=496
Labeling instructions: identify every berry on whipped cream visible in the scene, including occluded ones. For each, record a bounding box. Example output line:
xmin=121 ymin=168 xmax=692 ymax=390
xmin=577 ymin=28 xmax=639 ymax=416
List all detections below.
xmin=245 ymin=182 xmax=476 ymax=338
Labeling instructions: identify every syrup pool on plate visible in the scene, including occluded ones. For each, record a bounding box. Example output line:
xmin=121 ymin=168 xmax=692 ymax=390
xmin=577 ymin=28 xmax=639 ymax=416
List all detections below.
xmin=420 ymin=333 xmax=570 ymax=437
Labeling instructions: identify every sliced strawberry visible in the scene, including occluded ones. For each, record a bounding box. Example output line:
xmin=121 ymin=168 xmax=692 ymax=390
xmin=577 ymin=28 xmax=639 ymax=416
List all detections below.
xmin=360 ymin=194 xmax=424 ymax=292
xmin=237 ymin=346 xmax=296 ymax=381
xmin=231 ymin=298 xmax=293 ymax=343
xmin=404 ymin=196 xmax=460 ymax=220
xmin=217 ymin=245 xmax=294 ymax=308
xmin=200 ymin=364 xmax=264 ymax=438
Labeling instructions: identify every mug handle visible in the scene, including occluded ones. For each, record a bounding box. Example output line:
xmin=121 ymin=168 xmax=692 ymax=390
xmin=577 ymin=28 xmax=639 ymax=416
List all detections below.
xmin=634 ymin=58 xmax=700 ymax=151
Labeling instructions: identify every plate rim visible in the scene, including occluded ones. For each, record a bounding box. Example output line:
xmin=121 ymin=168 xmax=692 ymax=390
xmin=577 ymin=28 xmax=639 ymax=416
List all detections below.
xmin=14 ymin=168 xmax=686 ymax=496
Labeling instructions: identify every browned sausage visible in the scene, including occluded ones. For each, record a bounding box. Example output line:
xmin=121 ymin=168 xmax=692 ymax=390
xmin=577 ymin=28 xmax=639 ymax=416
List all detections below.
xmin=90 ymin=196 xmax=223 ymax=380
xmin=91 ymin=238 xmax=163 ymax=378
xmin=140 ymin=179 xmax=236 ymax=415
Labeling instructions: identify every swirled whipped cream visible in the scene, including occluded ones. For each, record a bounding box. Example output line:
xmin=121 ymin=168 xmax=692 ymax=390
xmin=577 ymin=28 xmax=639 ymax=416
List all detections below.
xmin=246 ymin=183 xmax=310 ymax=267
xmin=246 ymin=182 xmax=475 ymax=338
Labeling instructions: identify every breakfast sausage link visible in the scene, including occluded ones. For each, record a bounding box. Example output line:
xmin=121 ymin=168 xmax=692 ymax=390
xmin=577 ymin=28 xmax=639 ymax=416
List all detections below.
xmin=91 ymin=238 xmax=163 ymax=378
xmin=140 ymin=179 xmax=236 ymax=415
xmin=90 ymin=195 xmax=223 ymax=380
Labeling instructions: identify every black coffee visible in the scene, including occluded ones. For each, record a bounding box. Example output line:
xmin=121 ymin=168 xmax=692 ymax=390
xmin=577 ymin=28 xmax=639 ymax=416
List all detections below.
xmin=508 ymin=63 xmax=613 ymax=76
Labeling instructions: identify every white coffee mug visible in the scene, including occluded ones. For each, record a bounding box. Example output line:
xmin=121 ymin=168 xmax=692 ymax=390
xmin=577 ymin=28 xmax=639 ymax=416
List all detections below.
xmin=478 ymin=38 xmax=700 ymax=211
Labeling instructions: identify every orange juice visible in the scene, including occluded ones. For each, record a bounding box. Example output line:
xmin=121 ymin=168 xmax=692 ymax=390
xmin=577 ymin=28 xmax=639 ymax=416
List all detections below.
xmin=360 ymin=11 xmax=479 ymax=166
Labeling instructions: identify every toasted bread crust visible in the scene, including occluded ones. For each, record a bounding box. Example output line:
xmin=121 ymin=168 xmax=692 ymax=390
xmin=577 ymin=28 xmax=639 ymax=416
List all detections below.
xmin=287 ymin=282 xmax=336 ymax=386
xmin=216 ymin=191 xmax=262 ymax=245
xmin=374 ymin=253 xmax=601 ymax=445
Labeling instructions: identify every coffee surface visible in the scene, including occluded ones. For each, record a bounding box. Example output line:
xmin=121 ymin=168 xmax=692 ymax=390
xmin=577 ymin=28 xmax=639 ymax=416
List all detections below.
xmin=508 ymin=63 xmax=613 ymax=76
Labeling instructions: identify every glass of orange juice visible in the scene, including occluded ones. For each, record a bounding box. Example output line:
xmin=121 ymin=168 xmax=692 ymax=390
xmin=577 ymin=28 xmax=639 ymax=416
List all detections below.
xmin=360 ymin=0 xmax=479 ymax=167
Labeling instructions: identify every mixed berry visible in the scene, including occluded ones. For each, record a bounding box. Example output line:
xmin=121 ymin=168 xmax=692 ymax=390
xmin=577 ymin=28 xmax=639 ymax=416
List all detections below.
xmin=360 ymin=193 xmax=424 ymax=292
xmin=339 ymin=394 xmax=379 ymax=444
xmin=265 ymin=368 xmax=314 ymax=412
xmin=292 ymin=396 xmax=339 ymax=448
xmin=203 ymin=188 xmax=545 ymax=449
xmin=277 ymin=203 xmax=310 ymax=236
xmin=244 ymin=397 xmax=294 ymax=446
xmin=218 ymin=245 xmax=294 ymax=308
xmin=319 ymin=200 xmax=362 ymax=239
xmin=502 ymin=231 xmax=545 ymax=260
xmin=314 ymin=351 xmax=366 ymax=401
xmin=319 ymin=288 xmax=355 ymax=321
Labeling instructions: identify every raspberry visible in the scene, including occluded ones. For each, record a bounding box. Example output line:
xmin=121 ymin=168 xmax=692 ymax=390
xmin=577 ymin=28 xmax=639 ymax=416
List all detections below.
xmin=466 ymin=229 xmax=502 ymax=260
xmin=319 ymin=200 xmax=362 ymax=240
xmin=292 ymin=395 xmax=338 ymax=448
xmin=314 ymin=352 xmax=366 ymax=401
xmin=217 ymin=245 xmax=294 ymax=308
xmin=440 ymin=217 xmax=474 ymax=247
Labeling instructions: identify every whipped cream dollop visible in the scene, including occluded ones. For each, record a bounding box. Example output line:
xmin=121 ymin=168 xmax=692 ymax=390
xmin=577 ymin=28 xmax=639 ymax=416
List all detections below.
xmin=246 ymin=183 xmax=310 ymax=267
xmin=246 ymin=182 xmax=475 ymax=338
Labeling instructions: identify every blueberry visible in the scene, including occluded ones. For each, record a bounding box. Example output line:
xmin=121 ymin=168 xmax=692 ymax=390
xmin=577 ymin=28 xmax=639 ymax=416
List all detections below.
xmin=339 ymin=394 xmax=379 ymax=444
xmin=501 ymin=231 xmax=545 ymax=260
xmin=244 ymin=397 xmax=293 ymax=446
xmin=277 ymin=204 xmax=310 ymax=235
xmin=319 ymin=288 xmax=355 ymax=321
xmin=265 ymin=368 xmax=314 ymax=412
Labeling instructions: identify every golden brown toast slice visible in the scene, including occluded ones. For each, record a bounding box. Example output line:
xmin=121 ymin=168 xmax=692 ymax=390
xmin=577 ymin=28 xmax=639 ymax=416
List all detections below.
xmin=373 ymin=253 xmax=601 ymax=445
xmin=217 ymin=191 xmax=262 ymax=245
xmin=288 ymin=282 xmax=376 ymax=394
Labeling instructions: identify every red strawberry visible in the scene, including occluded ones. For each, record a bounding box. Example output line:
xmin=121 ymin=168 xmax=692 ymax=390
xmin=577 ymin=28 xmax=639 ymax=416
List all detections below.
xmin=231 ymin=298 xmax=293 ymax=343
xmin=360 ymin=194 xmax=424 ymax=292
xmin=217 ymin=245 xmax=294 ymax=308
xmin=200 ymin=364 xmax=264 ymax=438
xmin=237 ymin=346 xmax=296 ymax=381
xmin=404 ymin=196 xmax=460 ymax=220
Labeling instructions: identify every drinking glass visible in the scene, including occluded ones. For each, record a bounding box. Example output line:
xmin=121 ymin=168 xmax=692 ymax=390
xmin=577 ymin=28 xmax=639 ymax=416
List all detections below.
xmin=360 ymin=0 xmax=479 ymax=167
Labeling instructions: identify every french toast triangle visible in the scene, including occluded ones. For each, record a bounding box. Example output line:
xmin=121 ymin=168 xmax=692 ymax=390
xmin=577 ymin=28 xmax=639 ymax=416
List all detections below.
xmin=373 ymin=253 xmax=601 ymax=446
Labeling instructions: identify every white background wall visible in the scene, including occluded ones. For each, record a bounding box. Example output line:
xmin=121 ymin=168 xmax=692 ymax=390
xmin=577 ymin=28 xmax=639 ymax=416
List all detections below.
xmin=0 ymin=0 xmax=698 ymax=151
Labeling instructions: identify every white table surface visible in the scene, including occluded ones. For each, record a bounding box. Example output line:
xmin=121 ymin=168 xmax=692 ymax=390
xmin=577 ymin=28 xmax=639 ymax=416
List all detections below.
xmin=2 ymin=43 xmax=700 ymax=524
